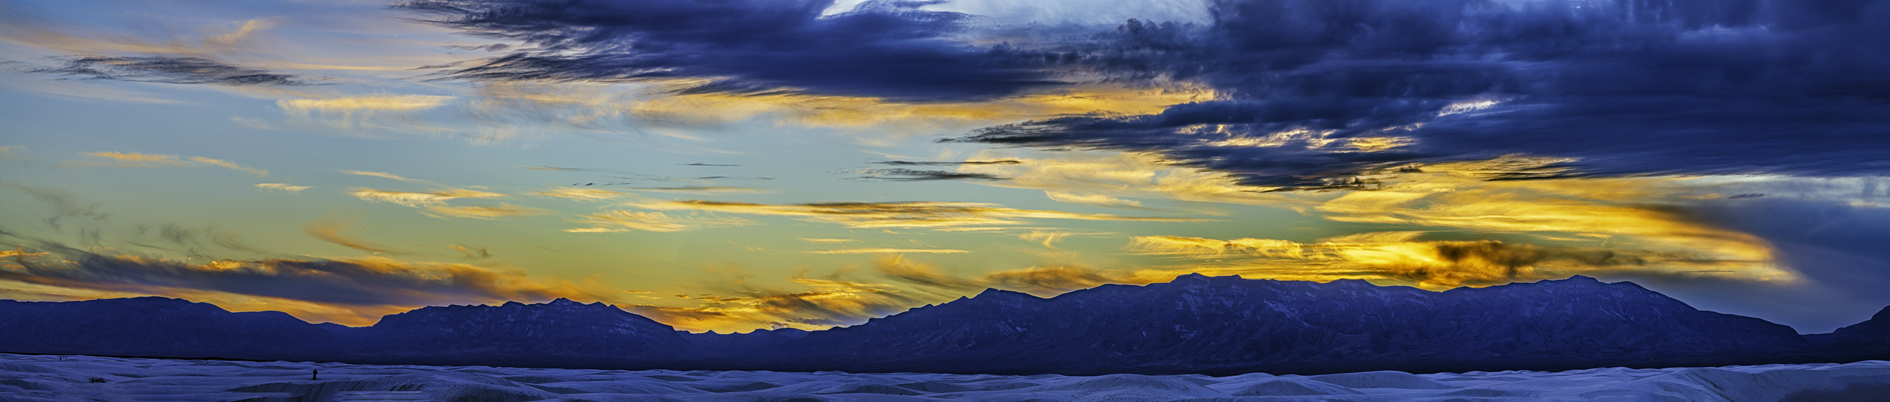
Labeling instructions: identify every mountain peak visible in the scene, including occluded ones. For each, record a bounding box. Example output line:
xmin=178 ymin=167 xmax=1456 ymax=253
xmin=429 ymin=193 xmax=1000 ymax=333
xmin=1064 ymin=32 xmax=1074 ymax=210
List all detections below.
xmin=1563 ymin=275 xmax=1603 ymax=283
xmin=549 ymin=297 xmax=580 ymax=306
xmin=974 ymin=288 xmax=1038 ymax=300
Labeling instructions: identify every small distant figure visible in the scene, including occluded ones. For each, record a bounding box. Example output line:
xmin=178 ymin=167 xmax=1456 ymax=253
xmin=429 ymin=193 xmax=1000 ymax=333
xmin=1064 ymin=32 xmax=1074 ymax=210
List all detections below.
xmin=312 ymin=369 xmax=319 ymax=380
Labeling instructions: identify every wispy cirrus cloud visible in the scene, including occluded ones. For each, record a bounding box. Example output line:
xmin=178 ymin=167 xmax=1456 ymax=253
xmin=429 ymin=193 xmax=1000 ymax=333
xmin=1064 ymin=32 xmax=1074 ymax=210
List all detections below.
xmin=853 ymin=168 xmax=1008 ymax=182
xmin=254 ymin=183 xmax=311 ymax=192
xmin=806 ymin=248 xmax=970 ymax=255
xmin=424 ymin=203 xmax=548 ymax=220
xmin=567 ymin=210 xmax=754 ymax=233
xmin=350 ymin=188 xmax=504 ymax=207
xmin=303 ymin=216 xmax=407 ymax=255
xmin=341 ymin=170 xmax=435 ymax=184
xmin=67 ymin=151 xmax=268 ymax=177
xmin=531 ymin=188 xmax=628 ymax=201
xmin=628 ymin=199 xmax=1204 ymax=229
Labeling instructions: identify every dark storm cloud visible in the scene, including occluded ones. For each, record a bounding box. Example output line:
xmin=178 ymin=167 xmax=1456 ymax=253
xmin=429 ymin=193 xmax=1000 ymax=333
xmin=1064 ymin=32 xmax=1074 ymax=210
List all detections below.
xmin=395 ymin=0 xmax=1061 ymax=101
xmin=953 ymin=0 xmax=1890 ymax=188
xmin=32 ymin=56 xmax=309 ymax=86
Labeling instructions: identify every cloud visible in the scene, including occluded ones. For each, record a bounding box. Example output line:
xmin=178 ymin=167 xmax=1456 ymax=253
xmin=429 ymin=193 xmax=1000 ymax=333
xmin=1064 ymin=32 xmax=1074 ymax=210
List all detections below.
xmin=303 ymin=217 xmax=407 ymax=255
xmin=871 ymin=255 xmax=984 ymax=291
xmin=625 ymin=271 xmax=920 ymax=332
xmin=350 ymin=188 xmax=504 ymax=207
xmin=451 ymin=244 xmax=492 ymax=260
xmin=424 ymin=203 xmax=549 ymax=220
xmin=396 ymin=0 xmax=1060 ymax=102
xmin=1044 ymin=191 xmax=1142 ymax=208
xmin=31 ymin=56 xmax=309 ymax=86
xmin=278 ymin=95 xmax=458 ymax=131
xmin=0 ymin=248 xmax=51 ymax=259
xmin=627 ymin=186 xmax=771 ymax=194
xmin=874 ymin=159 xmax=1022 ymax=166
xmin=956 ymin=150 xmax=1305 ymax=206
xmin=341 ymin=170 xmax=435 ymax=184
xmin=854 ymin=168 xmax=1009 ymax=182
xmin=0 ymin=181 xmax=108 ymax=232
xmin=947 ymin=0 xmax=1890 ymax=187
xmin=1123 ymin=230 xmax=1785 ymax=290
xmin=801 ymin=238 xmax=859 ymax=243
xmin=254 ymin=183 xmax=311 ymax=192
xmin=808 ymin=248 xmax=970 ymax=254
xmin=568 ymin=210 xmax=754 ymax=233
xmin=0 ymin=251 xmax=600 ymax=311
xmin=628 ymin=199 xmax=1204 ymax=229
xmin=68 ymin=152 xmax=269 ymax=177
xmin=531 ymin=188 xmax=628 ymax=201
xmin=981 ymin=264 xmax=1129 ymax=297
xmin=1016 ymin=230 xmax=1113 ymax=249
xmin=863 ymin=255 xmax=1132 ymax=297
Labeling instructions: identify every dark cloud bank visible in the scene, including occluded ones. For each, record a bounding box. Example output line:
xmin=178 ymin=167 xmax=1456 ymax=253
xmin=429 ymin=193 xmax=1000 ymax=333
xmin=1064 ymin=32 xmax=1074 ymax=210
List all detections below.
xmin=958 ymin=0 xmax=1890 ymax=188
xmin=396 ymin=0 xmax=1059 ymax=101
xmin=401 ymin=0 xmax=1889 ymax=187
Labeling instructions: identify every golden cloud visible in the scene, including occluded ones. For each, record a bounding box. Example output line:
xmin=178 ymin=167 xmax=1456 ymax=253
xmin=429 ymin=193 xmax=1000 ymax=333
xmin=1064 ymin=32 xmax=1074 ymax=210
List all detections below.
xmin=341 ymin=170 xmax=434 ymax=184
xmin=69 ymin=152 xmax=269 ymax=177
xmin=569 ymin=210 xmax=754 ymax=233
xmin=800 ymin=238 xmax=859 ymax=243
xmin=625 ymin=272 xmax=919 ymax=333
xmin=628 ymin=199 xmax=1203 ymax=229
xmin=1125 ymin=229 xmax=1783 ymax=289
xmin=425 ymin=203 xmax=549 ymax=220
xmin=957 ymin=150 xmax=1311 ymax=206
xmin=467 ymin=81 xmax=1210 ymax=141
xmin=807 ymin=248 xmax=971 ymax=254
xmin=531 ymin=188 xmax=629 ymax=201
xmin=279 ymin=95 xmax=454 ymax=113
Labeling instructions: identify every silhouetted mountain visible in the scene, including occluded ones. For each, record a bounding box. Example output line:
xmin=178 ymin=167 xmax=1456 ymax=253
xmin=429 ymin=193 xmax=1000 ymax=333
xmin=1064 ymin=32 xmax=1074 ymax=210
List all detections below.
xmin=2 ymin=276 xmax=1883 ymax=374
xmin=0 ymin=297 xmax=335 ymax=360
xmin=343 ymin=298 xmax=697 ymax=367
xmin=1810 ymin=306 xmax=1890 ymax=359
xmin=707 ymin=275 xmax=1814 ymax=374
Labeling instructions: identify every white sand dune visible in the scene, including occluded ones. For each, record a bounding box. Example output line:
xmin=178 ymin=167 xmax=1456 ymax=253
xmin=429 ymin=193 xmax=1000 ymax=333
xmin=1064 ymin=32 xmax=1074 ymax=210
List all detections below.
xmin=3 ymin=354 xmax=1887 ymax=401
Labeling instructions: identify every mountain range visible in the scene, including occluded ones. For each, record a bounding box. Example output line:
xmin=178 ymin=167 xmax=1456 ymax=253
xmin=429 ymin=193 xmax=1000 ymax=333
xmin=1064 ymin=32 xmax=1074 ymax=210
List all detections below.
xmin=3 ymin=275 xmax=1885 ymax=375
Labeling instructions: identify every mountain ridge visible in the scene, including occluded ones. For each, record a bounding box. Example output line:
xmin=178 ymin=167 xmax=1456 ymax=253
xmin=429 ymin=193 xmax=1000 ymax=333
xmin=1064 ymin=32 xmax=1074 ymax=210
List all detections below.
xmin=2 ymin=275 xmax=1884 ymax=374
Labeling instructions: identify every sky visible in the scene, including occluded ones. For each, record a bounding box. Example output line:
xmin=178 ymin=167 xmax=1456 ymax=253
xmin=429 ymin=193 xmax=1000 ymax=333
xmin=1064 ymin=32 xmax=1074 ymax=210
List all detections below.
xmin=1 ymin=0 xmax=1887 ymax=334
